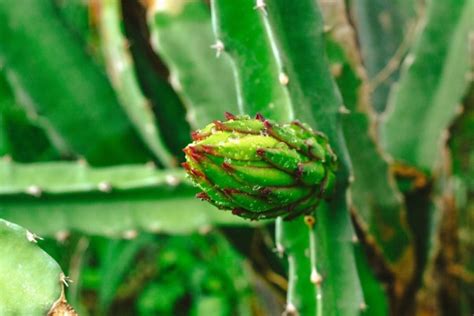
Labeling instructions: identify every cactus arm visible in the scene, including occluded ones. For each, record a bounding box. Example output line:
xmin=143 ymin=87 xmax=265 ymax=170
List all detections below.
xmin=98 ymin=0 xmax=176 ymax=167
xmin=210 ymin=0 xmax=294 ymax=121
xmin=121 ymin=1 xmax=191 ymax=157
xmin=268 ymin=1 xmax=367 ymax=314
xmin=350 ymin=0 xmax=416 ymax=112
xmin=0 ymin=70 xmax=60 ymax=161
xmin=0 ymin=159 xmax=184 ymax=194
xmin=354 ymin=243 xmax=389 ymax=316
xmin=0 ymin=0 xmax=151 ymax=165
xmin=451 ymin=93 xmax=474 ymax=304
xmin=209 ymin=1 xmax=364 ymax=315
xmin=0 ymin=219 xmax=67 ymax=314
xmin=381 ymin=0 xmax=472 ymax=172
xmin=323 ymin=0 xmax=415 ymax=300
xmin=147 ymin=0 xmax=239 ymax=128
xmin=0 ymin=160 xmax=253 ymax=237
xmin=53 ymin=0 xmax=93 ymax=47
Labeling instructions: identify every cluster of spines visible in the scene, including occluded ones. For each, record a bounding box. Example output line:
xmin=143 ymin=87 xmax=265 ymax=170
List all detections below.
xmin=183 ymin=113 xmax=337 ymax=220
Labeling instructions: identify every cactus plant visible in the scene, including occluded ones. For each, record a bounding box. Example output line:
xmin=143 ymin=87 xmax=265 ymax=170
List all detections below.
xmin=0 ymin=0 xmax=472 ymax=314
xmin=0 ymin=219 xmax=73 ymax=315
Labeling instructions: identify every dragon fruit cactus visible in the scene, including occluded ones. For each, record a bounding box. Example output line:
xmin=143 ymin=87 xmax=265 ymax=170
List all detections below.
xmin=183 ymin=113 xmax=337 ymax=220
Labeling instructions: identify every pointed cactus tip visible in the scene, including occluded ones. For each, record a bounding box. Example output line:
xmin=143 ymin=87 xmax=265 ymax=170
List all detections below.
xmin=224 ymin=112 xmax=236 ymax=120
xmin=255 ymin=113 xmax=265 ymax=121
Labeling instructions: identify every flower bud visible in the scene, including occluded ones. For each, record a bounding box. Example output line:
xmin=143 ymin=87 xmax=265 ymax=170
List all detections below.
xmin=183 ymin=113 xmax=337 ymax=220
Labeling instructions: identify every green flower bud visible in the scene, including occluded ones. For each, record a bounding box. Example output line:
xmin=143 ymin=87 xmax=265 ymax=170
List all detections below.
xmin=182 ymin=113 xmax=337 ymax=220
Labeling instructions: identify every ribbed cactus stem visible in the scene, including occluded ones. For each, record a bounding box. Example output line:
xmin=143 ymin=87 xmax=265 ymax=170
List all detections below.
xmin=275 ymin=216 xmax=284 ymax=256
xmin=306 ymin=215 xmax=323 ymax=316
xmin=285 ymin=254 xmax=298 ymax=315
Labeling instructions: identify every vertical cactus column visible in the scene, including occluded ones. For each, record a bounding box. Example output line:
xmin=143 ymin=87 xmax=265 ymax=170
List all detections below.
xmin=146 ymin=0 xmax=239 ymax=128
xmin=206 ymin=0 xmax=365 ymax=315
xmin=98 ymin=0 xmax=176 ymax=167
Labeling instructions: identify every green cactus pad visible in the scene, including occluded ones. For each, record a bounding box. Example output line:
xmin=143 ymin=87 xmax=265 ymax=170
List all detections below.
xmin=183 ymin=114 xmax=337 ymax=220
xmin=0 ymin=219 xmax=64 ymax=315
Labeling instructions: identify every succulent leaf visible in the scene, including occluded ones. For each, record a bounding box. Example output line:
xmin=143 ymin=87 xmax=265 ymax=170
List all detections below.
xmin=183 ymin=114 xmax=337 ymax=220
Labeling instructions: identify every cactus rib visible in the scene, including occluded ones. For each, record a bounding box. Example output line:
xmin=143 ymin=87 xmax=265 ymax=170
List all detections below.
xmin=99 ymin=0 xmax=176 ymax=167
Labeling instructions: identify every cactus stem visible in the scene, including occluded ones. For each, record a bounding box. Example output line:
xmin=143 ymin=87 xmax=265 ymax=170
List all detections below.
xmin=210 ymin=40 xmax=225 ymax=57
xmin=285 ymin=254 xmax=298 ymax=316
xmin=275 ymin=216 xmax=285 ymax=257
xmin=306 ymin=214 xmax=323 ymax=315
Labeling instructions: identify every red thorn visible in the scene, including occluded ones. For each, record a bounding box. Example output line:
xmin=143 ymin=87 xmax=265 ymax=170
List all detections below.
xmin=263 ymin=120 xmax=273 ymax=129
xmin=223 ymin=188 xmax=239 ymax=195
xmin=224 ymin=112 xmax=236 ymax=120
xmin=260 ymin=187 xmax=272 ymax=196
xmin=295 ymin=163 xmax=304 ymax=179
xmin=213 ymin=120 xmax=226 ymax=130
xmin=196 ymin=192 xmax=210 ymax=201
xmin=256 ymin=148 xmax=265 ymax=156
xmin=191 ymin=131 xmax=203 ymax=141
xmin=182 ymin=161 xmax=206 ymax=179
xmin=291 ymin=120 xmax=303 ymax=128
xmin=184 ymin=146 xmax=205 ymax=162
xmin=190 ymin=168 xmax=205 ymax=179
xmin=255 ymin=113 xmax=265 ymax=121
xmin=232 ymin=208 xmax=243 ymax=215
xmin=199 ymin=145 xmax=216 ymax=154
xmin=222 ymin=162 xmax=234 ymax=172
